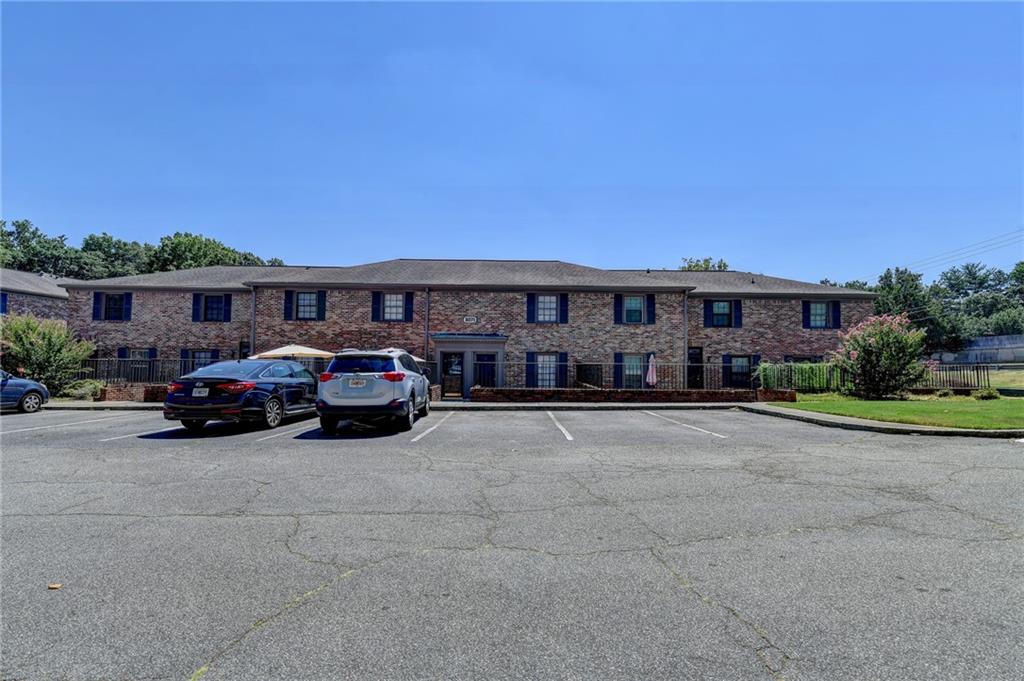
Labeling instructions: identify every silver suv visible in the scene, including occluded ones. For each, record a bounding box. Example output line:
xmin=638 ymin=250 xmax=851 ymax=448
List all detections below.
xmin=316 ymin=348 xmax=430 ymax=433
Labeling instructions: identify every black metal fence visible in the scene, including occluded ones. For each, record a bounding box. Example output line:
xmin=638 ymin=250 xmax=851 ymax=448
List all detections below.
xmin=73 ymin=357 xmax=333 ymax=385
xmin=465 ymin=362 xmax=743 ymax=391
xmin=757 ymin=362 xmax=991 ymax=392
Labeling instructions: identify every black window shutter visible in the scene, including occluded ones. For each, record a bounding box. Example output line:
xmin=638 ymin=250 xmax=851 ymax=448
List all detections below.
xmin=557 ymin=352 xmax=568 ymax=388
xmin=210 ymin=349 xmax=220 ymax=360
xmin=148 ymin=347 xmax=157 ymax=359
xmin=1 ymin=292 xmax=7 ymax=314
xmin=722 ymin=354 xmax=733 ymax=388
xmin=93 ymin=292 xmax=103 ymax=320
xmin=283 ymin=290 xmax=294 ymax=320
xmin=192 ymin=293 xmax=202 ymax=322
xmin=525 ymin=352 xmax=537 ymax=388
xmin=223 ymin=294 xmax=232 ymax=323
xmin=703 ymin=300 xmax=712 ymax=327
xmin=613 ymin=294 xmax=623 ymax=324
xmin=526 ymin=293 xmax=536 ymax=323
xmin=558 ymin=293 xmax=569 ymax=324
xmin=116 ymin=347 xmax=128 ymax=359
xmin=316 ymin=290 xmax=327 ymax=321
xmin=123 ymin=292 xmax=133 ymax=321
xmin=180 ymin=349 xmax=189 ymax=375
xmin=831 ymin=301 xmax=841 ymax=329
xmin=802 ymin=301 xmax=811 ymax=329
xmin=404 ymin=292 xmax=414 ymax=322
xmin=645 ymin=294 xmax=656 ymax=325
xmin=732 ymin=300 xmax=742 ymax=328
xmin=613 ymin=352 xmax=624 ymax=389
xmin=371 ymin=292 xmax=382 ymax=322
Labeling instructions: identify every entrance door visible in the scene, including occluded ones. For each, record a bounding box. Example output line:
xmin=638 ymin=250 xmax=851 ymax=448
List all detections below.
xmin=474 ymin=353 xmax=496 ymax=388
xmin=687 ymin=347 xmax=704 ymax=389
xmin=441 ymin=352 xmax=464 ymax=399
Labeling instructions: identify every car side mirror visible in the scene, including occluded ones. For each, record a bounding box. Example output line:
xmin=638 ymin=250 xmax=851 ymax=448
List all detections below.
xmin=420 ymin=366 xmax=431 ymax=378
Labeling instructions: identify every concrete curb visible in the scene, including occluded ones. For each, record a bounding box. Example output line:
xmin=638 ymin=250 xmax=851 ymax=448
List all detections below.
xmin=43 ymin=401 xmax=747 ymax=412
xmin=739 ymin=404 xmax=1024 ymax=439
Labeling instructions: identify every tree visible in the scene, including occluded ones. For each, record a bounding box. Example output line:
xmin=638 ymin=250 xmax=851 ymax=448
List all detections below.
xmin=0 ymin=219 xmax=82 ymax=277
xmin=680 ymin=257 xmax=729 ymax=271
xmin=146 ymin=232 xmax=273 ymax=271
xmin=820 ymin=278 xmax=873 ymax=291
xmin=831 ymin=313 xmax=929 ymax=399
xmin=937 ymin=262 xmax=1008 ymax=298
xmin=989 ymin=307 xmax=1024 ymax=335
xmin=80 ymin=232 xmax=155 ymax=278
xmin=0 ymin=314 xmax=96 ymax=394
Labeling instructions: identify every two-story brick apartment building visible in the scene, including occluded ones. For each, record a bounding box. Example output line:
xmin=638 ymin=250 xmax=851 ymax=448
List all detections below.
xmin=0 ymin=268 xmax=76 ymax=320
xmin=62 ymin=259 xmax=875 ymax=397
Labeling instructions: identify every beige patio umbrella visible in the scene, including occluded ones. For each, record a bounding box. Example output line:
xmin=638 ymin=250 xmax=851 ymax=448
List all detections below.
xmin=249 ymin=344 xmax=335 ymax=359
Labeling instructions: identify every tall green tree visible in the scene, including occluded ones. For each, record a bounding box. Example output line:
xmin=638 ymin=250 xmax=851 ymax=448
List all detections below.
xmin=80 ymin=232 xmax=155 ymax=278
xmin=146 ymin=232 xmax=272 ymax=271
xmin=680 ymin=257 xmax=729 ymax=271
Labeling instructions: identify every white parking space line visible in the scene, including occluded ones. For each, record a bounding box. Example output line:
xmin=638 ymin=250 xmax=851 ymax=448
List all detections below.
xmin=1017 ymin=438 xmax=1024 ymax=444
xmin=547 ymin=411 xmax=574 ymax=441
xmin=643 ymin=410 xmax=728 ymax=438
xmin=0 ymin=414 xmax=147 ymax=435
xmin=254 ymin=423 xmax=319 ymax=442
xmin=99 ymin=426 xmax=182 ymax=442
xmin=411 ymin=412 xmax=453 ymax=443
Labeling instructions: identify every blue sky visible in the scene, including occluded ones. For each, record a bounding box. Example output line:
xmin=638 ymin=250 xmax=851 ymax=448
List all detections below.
xmin=2 ymin=2 xmax=1021 ymax=282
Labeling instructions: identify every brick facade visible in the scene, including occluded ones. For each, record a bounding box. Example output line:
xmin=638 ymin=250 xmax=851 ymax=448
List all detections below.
xmin=67 ymin=286 xmax=874 ymax=367
xmin=2 ymin=292 xmax=68 ymax=321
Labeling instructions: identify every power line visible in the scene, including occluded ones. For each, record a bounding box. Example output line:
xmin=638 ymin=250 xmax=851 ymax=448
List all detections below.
xmin=903 ymin=228 xmax=1023 ymax=269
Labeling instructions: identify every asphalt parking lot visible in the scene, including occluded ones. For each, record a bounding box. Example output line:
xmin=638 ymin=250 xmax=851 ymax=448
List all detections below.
xmin=2 ymin=408 xmax=1022 ymax=680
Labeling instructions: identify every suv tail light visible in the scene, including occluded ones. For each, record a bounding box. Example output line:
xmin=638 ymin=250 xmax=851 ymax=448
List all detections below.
xmin=381 ymin=371 xmax=406 ymax=383
xmin=217 ymin=381 xmax=256 ymax=394
xmin=167 ymin=382 xmax=185 ymax=393
xmin=319 ymin=372 xmax=335 ymax=383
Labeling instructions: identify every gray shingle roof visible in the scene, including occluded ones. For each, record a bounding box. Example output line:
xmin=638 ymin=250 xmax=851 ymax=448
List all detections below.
xmin=57 ymin=259 xmax=876 ymax=297
xmin=0 ymin=269 xmax=78 ymax=299
xmin=611 ymin=270 xmax=877 ymax=299
xmin=61 ymin=260 xmax=694 ymax=292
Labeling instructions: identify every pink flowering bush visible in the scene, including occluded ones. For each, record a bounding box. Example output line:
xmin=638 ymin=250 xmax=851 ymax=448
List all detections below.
xmin=830 ymin=313 xmax=929 ymax=399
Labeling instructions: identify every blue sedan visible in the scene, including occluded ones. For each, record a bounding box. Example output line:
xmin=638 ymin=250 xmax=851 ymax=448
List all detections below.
xmin=0 ymin=369 xmax=50 ymax=413
xmin=164 ymin=359 xmax=317 ymax=432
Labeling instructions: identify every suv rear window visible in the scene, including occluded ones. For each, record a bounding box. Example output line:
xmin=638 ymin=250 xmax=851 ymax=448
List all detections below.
xmin=326 ymin=356 xmax=396 ymax=374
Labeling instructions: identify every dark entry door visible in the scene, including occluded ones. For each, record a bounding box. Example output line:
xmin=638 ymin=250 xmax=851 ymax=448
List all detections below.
xmin=441 ymin=352 xmax=464 ymax=398
xmin=687 ymin=347 xmax=704 ymax=389
xmin=475 ymin=353 xmax=496 ymax=388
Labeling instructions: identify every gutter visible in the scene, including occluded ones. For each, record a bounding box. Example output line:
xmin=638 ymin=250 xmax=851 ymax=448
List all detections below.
xmin=423 ymin=287 xmax=431 ymax=360
xmin=249 ymin=285 xmax=258 ymax=355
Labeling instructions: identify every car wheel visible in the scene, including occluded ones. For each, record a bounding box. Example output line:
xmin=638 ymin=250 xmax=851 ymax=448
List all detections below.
xmin=417 ymin=391 xmax=430 ymax=418
xmin=18 ymin=391 xmax=43 ymax=413
xmin=320 ymin=415 xmax=338 ymax=435
xmin=182 ymin=419 xmax=207 ymax=433
xmin=394 ymin=395 xmax=415 ymax=432
xmin=262 ymin=397 xmax=284 ymax=429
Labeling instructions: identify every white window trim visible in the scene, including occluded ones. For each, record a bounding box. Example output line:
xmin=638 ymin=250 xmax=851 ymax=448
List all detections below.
xmin=535 ymin=294 xmax=558 ymax=323
xmin=382 ymin=292 xmax=405 ymax=321
xmin=623 ymin=295 xmax=645 ymax=324
xmin=295 ymin=291 xmax=319 ymax=321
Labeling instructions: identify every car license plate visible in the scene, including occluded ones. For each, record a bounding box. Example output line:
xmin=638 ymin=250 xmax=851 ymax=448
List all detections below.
xmin=348 ymin=378 xmax=366 ymax=388
xmin=192 ymin=388 xmax=209 ymax=397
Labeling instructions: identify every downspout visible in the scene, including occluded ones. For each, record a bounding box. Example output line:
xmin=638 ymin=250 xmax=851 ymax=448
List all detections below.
xmin=682 ymin=290 xmax=689 ymax=384
xmin=423 ymin=287 xmax=431 ymax=361
xmin=249 ymin=285 xmax=258 ymax=356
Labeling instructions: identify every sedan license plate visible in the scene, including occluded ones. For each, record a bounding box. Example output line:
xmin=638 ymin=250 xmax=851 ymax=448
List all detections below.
xmin=348 ymin=378 xmax=367 ymax=388
xmin=192 ymin=388 xmax=209 ymax=397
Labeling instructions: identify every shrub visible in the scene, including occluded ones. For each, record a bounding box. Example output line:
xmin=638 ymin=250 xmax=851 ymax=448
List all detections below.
xmin=59 ymin=379 xmax=104 ymax=400
xmin=935 ymin=388 xmax=954 ymax=398
xmin=830 ymin=313 xmax=929 ymax=399
xmin=972 ymin=388 xmax=1001 ymax=400
xmin=0 ymin=314 xmax=95 ymax=395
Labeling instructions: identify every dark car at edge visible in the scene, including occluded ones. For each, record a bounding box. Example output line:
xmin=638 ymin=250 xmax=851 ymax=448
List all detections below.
xmin=164 ymin=359 xmax=317 ymax=432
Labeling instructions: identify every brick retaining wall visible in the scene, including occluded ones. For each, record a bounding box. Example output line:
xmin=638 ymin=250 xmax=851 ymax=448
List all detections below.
xmin=469 ymin=387 xmax=796 ymax=402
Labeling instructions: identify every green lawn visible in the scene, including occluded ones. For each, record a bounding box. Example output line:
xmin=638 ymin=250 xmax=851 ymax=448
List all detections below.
xmin=990 ymin=368 xmax=1024 ymax=390
xmin=771 ymin=393 xmax=1024 ymax=430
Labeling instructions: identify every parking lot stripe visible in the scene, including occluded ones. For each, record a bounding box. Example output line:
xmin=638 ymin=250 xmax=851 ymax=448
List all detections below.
xmin=410 ymin=412 xmax=453 ymax=442
xmin=99 ymin=426 xmax=181 ymax=442
xmin=0 ymin=414 xmax=146 ymax=435
xmin=546 ymin=411 xmax=574 ymax=441
xmin=642 ymin=410 xmax=728 ymax=438
xmin=254 ymin=423 xmax=319 ymax=442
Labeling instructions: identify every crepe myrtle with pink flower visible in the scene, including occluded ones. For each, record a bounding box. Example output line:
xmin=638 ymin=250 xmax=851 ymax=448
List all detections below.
xmin=830 ymin=313 xmax=929 ymax=399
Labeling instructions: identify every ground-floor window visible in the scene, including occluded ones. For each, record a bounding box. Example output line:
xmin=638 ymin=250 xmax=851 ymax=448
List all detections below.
xmin=728 ymin=355 xmax=752 ymax=388
xmin=623 ymin=353 xmax=645 ymax=389
xmin=536 ymin=353 xmax=558 ymax=388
